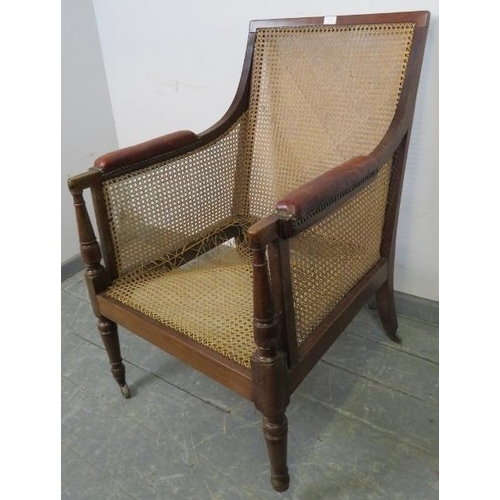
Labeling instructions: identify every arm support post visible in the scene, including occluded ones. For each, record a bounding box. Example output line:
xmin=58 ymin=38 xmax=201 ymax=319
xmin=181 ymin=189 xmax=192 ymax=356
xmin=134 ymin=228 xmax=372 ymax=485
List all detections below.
xmin=249 ymin=240 xmax=290 ymax=492
xmin=68 ymin=172 xmax=110 ymax=316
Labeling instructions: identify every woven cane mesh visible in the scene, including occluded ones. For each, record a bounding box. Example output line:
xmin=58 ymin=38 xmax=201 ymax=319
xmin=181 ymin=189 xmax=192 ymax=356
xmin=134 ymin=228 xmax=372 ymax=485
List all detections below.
xmin=241 ymin=23 xmax=414 ymax=344
xmin=239 ymin=23 xmax=414 ymax=217
xmin=101 ymin=22 xmax=414 ymax=366
xmin=102 ymin=116 xmax=257 ymax=367
xmin=103 ymin=115 xmax=247 ymax=276
xmin=291 ymin=163 xmax=392 ymax=343
xmin=106 ymin=238 xmax=255 ymax=367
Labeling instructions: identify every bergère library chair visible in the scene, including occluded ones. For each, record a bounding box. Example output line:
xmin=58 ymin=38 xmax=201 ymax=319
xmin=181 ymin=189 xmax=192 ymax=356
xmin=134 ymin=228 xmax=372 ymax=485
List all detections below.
xmin=68 ymin=11 xmax=429 ymax=492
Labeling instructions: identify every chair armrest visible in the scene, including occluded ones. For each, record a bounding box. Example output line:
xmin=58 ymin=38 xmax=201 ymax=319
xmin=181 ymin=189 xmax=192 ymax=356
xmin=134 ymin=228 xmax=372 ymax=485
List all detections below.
xmin=94 ymin=130 xmax=198 ymax=172
xmin=275 ymin=155 xmax=379 ymax=236
xmin=247 ymin=214 xmax=280 ymax=248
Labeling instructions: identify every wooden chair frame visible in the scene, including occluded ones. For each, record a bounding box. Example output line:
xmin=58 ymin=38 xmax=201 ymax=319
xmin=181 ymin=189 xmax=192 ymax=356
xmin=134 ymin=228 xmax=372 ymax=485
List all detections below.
xmin=68 ymin=11 xmax=429 ymax=492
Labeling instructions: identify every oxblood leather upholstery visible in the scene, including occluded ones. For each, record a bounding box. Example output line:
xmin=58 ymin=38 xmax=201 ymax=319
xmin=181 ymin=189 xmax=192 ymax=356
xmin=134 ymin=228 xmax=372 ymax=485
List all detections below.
xmin=94 ymin=130 xmax=198 ymax=172
xmin=276 ymin=155 xmax=378 ymax=221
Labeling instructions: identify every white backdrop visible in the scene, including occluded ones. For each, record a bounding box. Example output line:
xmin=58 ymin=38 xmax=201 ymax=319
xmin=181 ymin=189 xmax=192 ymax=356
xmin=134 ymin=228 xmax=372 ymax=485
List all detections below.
xmin=62 ymin=0 xmax=118 ymax=262
xmin=67 ymin=1 xmax=439 ymax=300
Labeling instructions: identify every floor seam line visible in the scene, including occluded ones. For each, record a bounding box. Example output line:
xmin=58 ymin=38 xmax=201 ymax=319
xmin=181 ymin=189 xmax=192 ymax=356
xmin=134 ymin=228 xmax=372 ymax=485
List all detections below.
xmin=62 ymin=445 xmax=138 ymax=500
xmin=349 ymin=331 xmax=439 ymax=365
xmin=363 ymin=305 xmax=439 ymax=328
xmin=63 ymin=444 xmax=110 ymax=477
xmin=300 ymin=393 xmax=436 ymax=455
xmin=69 ymin=329 xmax=232 ymax=415
xmin=396 ymin=312 xmax=439 ymax=328
xmin=319 ymin=359 xmax=438 ymax=406
xmin=125 ymin=357 xmax=233 ymax=414
xmin=62 ymin=374 xmax=165 ymax=436
xmin=61 ymin=288 xmax=90 ymax=303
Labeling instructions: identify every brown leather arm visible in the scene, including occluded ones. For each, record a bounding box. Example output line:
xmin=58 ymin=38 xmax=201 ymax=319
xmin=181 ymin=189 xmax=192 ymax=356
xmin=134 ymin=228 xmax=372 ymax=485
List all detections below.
xmin=276 ymin=155 xmax=379 ymax=226
xmin=94 ymin=130 xmax=198 ymax=172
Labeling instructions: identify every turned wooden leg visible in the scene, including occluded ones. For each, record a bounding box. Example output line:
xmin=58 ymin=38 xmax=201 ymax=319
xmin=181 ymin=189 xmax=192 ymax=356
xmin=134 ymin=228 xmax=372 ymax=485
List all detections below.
xmin=252 ymin=353 xmax=290 ymax=493
xmin=376 ymin=280 xmax=401 ymax=343
xmin=262 ymin=414 xmax=289 ymax=492
xmin=97 ymin=317 xmax=131 ymax=398
xmin=251 ymin=243 xmax=291 ymax=491
xmin=69 ymin=181 xmax=129 ymax=395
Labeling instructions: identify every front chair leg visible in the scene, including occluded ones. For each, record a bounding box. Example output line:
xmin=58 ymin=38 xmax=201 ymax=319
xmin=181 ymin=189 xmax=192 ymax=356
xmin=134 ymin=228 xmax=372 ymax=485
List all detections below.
xmin=251 ymin=243 xmax=290 ymax=491
xmin=97 ymin=317 xmax=131 ymax=398
xmin=262 ymin=414 xmax=289 ymax=492
xmin=376 ymin=280 xmax=401 ymax=343
xmin=252 ymin=352 xmax=290 ymax=492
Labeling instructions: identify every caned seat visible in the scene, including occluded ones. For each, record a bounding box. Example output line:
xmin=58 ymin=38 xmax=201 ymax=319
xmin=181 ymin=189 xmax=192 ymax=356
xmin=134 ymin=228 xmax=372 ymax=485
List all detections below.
xmin=106 ymin=238 xmax=256 ymax=367
xmin=68 ymin=11 xmax=429 ymax=492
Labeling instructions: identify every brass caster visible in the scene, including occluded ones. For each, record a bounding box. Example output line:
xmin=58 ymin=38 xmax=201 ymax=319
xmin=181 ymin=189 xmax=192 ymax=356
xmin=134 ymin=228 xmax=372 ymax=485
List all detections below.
xmin=120 ymin=384 xmax=131 ymax=399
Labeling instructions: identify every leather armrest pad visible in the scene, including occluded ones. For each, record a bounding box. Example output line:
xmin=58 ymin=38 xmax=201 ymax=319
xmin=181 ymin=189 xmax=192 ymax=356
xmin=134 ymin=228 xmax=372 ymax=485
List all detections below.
xmin=276 ymin=155 xmax=378 ymax=221
xmin=94 ymin=130 xmax=198 ymax=172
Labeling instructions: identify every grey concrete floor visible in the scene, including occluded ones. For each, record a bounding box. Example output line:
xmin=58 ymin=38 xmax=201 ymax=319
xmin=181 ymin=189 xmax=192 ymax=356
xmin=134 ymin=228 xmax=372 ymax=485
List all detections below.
xmin=62 ymin=271 xmax=438 ymax=499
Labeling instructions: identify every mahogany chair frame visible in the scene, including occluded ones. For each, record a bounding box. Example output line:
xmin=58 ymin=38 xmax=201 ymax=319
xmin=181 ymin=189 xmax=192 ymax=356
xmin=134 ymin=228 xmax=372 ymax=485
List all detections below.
xmin=68 ymin=11 xmax=430 ymax=492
